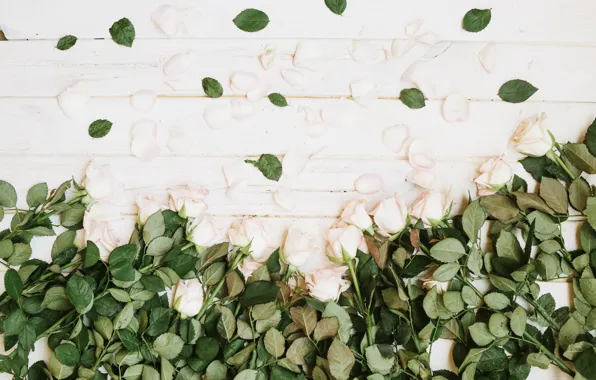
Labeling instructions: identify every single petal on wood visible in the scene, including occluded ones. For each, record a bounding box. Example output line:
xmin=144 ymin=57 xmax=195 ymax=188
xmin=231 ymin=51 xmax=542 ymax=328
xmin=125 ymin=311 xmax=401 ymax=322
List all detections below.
xmin=354 ymin=174 xmax=383 ymax=194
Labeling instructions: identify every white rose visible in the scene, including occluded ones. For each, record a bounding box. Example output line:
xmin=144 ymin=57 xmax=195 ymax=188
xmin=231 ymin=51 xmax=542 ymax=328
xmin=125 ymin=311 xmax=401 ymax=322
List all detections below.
xmin=282 ymin=228 xmax=316 ymax=267
xmin=173 ymin=279 xmax=204 ymax=318
xmin=228 ymin=219 xmax=272 ymax=262
xmin=409 ymin=190 xmax=453 ymax=227
xmin=511 ymin=113 xmax=552 ymax=157
xmin=326 ymin=224 xmax=368 ymax=262
xmin=82 ymin=162 xmax=121 ymax=201
xmin=75 ymin=202 xmax=121 ymax=261
xmin=305 ymin=266 xmax=350 ymax=302
xmin=372 ymin=193 xmax=409 ymax=236
xmin=168 ymin=185 xmax=209 ymax=218
xmin=187 ymin=217 xmax=219 ymax=248
xmin=420 ymin=267 xmax=449 ymax=294
xmin=136 ymin=195 xmax=166 ymax=225
xmin=239 ymin=259 xmax=263 ymax=280
xmin=340 ymin=200 xmax=373 ymax=231
xmin=474 ymin=157 xmax=513 ymax=196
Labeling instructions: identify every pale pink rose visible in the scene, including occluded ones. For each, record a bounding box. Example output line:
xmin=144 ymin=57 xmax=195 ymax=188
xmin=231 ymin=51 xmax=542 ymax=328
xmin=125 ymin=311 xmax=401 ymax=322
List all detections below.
xmin=136 ymin=195 xmax=166 ymax=225
xmin=239 ymin=259 xmax=263 ymax=280
xmin=408 ymin=169 xmax=437 ymax=189
xmin=305 ymin=266 xmax=350 ymax=302
xmin=186 ymin=216 xmax=220 ymax=248
xmin=228 ymin=219 xmax=272 ymax=262
xmin=173 ymin=279 xmax=204 ymax=318
xmin=340 ymin=200 xmax=373 ymax=231
xmin=168 ymin=185 xmax=209 ymax=218
xmin=372 ymin=193 xmax=409 ymax=236
xmin=82 ymin=162 xmax=121 ymax=201
xmin=283 ymin=228 xmax=316 ymax=267
xmin=409 ymin=190 xmax=453 ymax=227
xmin=511 ymin=113 xmax=552 ymax=157
xmin=76 ymin=202 xmax=121 ymax=260
xmin=326 ymin=225 xmax=367 ymax=262
xmin=474 ymin=157 xmax=513 ymax=196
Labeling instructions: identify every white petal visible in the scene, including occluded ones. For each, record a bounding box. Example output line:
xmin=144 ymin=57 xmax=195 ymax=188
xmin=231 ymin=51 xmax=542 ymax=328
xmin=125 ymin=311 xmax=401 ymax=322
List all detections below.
xmin=259 ymin=44 xmax=277 ymax=70
xmin=247 ymin=81 xmax=269 ymax=102
xmin=230 ymin=99 xmax=257 ymax=120
xmin=152 ymin=5 xmax=182 ymax=36
xmin=273 ymin=187 xmax=296 ymax=210
xmin=180 ymin=9 xmax=201 ymax=36
xmin=479 ymin=43 xmax=497 ymax=73
xmin=350 ymin=80 xmax=378 ymax=107
xmin=442 ymin=93 xmax=470 ymax=123
xmin=391 ymin=38 xmax=416 ymax=58
xmin=354 ymin=174 xmax=382 ymax=194
xmin=130 ymin=89 xmax=157 ymax=113
xmin=283 ymin=151 xmax=308 ymax=178
xmin=293 ymin=40 xmax=322 ymax=69
xmin=167 ymin=130 xmax=193 ymax=153
xmin=415 ymin=32 xmax=439 ymax=46
xmin=226 ymin=179 xmax=248 ymax=199
xmin=405 ymin=20 xmax=424 ymax=36
xmin=57 ymin=85 xmax=89 ymax=119
xmin=421 ymin=41 xmax=452 ymax=60
xmin=400 ymin=62 xmax=421 ymax=88
xmin=408 ymin=169 xmax=437 ymax=189
xmin=382 ymin=125 xmax=410 ymax=152
xmin=203 ymin=106 xmax=234 ymax=129
xmin=349 ymin=41 xmax=386 ymax=62
xmin=230 ymin=72 xmax=260 ymax=93
xmin=408 ymin=140 xmax=435 ymax=169
xmin=223 ymin=159 xmax=252 ymax=187
xmin=163 ymin=52 xmax=194 ymax=77
xmin=281 ymin=69 xmax=305 ymax=87
xmin=130 ymin=119 xmax=168 ymax=161
xmin=298 ymin=105 xmax=320 ymax=123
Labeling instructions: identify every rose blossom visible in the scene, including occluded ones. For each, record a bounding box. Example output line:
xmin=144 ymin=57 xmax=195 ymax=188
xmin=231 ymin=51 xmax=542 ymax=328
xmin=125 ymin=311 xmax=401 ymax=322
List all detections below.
xmin=305 ymin=266 xmax=350 ymax=302
xmin=136 ymin=195 xmax=166 ymax=225
xmin=186 ymin=217 xmax=219 ymax=248
xmin=511 ymin=113 xmax=552 ymax=157
xmin=372 ymin=193 xmax=409 ymax=236
xmin=228 ymin=219 xmax=272 ymax=262
xmin=326 ymin=224 xmax=368 ymax=263
xmin=173 ymin=279 xmax=204 ymax=318
xmin=282 ymin=227 xmax=316 ymax=267
xmin=75 ymin=202 xmax=121 ymax=260
xmin=82 ymin=162 xmax=121 ymax=201
xmin=168 ymin=185 xmax=209 ymax=218
xmin=409 ymin=190 xmax=453 ymax=227
xmin=474 ymin=157 xmax=513 ymax=196
xmin=340 ymin=200 xmax=373 ymax=232
xmin=239 ymin=259 xmax=263 ymax=280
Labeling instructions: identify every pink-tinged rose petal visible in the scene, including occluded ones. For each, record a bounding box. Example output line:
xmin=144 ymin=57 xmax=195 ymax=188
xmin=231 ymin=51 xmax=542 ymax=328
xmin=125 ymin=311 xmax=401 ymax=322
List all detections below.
xmin=408 ymin=169 xmax=437 ymax=189
xmin=130 ymin=119 xmax=168 ymax=161
xmin=415 ymin=32 xmax=439 ymax=46
xmin=230 ymin=99 xmax=258 ymax=120
xmin=293 ymin=40 xmax=323 ymax=69
xmin=283 ymin=150 xmax=308 ymax=178
xmin=479 ymin=43 xmax=497 ymax=73
xmin=230 ymin=71 xmax=260 ymax=93
xmin=227 ymin=179 xmax=249 ymax=200
xmin=223 ymin=159 xmax=252 ymax=187
xmin=130 ymin=89 xmax=157 ymax=113
xmin=57 ymin=84 xmax=89 ymax=119
xmin=273 ymin=187 xmax=296 ymax=210
xmin=167 ymin=130 xmax=193 ymax=153
xmin=350 ymin=80 xmax=378 ymax=107
xmin=349 ymin=41 xmax=386 ymax=62
xmin=442 ymin=93 xmax=470 ymax=123
xmin=382 ymin=125 xmax=410 ymax=153
xmin=408 ymin=140 xmax=435 ymax=169
xmin=163 ymin=52 xmax=195 ymax=77
xmin=405 ymin=20 xmax=424 ymax=36
xmin=152 ymin=5 xmax=182 ymax=36
xmin=391 ymin=38 xmax=416 ymax=58
xmin=203 ymin=106 xmax=234 ymax=129
xmin=354 ymin=174 xmax=382 ymax=194
xmin=281 ymin=69 xmax=305 ymax=87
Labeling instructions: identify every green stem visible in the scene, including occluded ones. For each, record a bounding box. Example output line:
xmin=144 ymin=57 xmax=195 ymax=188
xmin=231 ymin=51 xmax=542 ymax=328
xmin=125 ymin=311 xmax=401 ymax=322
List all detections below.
xmin=37 ymin=310 xmax=76 ymax=339
xmin=547 ymin=150 xmax=576 ymax=180
xmin=523 ymin=331 xmax=575 ymax=376
xmin=346 ymin=259 xmax=374 ymax=347
xmin=388 ymin=266 xmax=422 ymax=353
xmin=524 ymin=296 xmax=561 ymax=332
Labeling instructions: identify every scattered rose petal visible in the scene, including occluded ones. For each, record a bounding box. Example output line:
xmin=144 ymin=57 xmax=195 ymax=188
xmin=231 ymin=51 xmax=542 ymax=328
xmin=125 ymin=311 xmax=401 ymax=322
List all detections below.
xmin=442 ymin=93 xmax=470 ymax=123
xmin=408 ymin=140 xmax=435 ymax=169
xmin=415 ymin=32 xmax=439 ymax=46
xmin=305 ymin=123 xmax=327 ymax=137
xmin=223 ymin=159 xmax=253 ymax=187
xmin=299 ymin=105 xmax=320 ymax=123
xmin=349 ymin=41 xmax=386 ymax=62
xmin=230 ymin=72 xmax=268 ymax=101
xmin=131 ymin=119 xmax=169 ymax=161
xmin=57 ymin=85 xmax=89 ymax=119
xmin=203 ymin=106 xmax=234 ymax=129
xmin=152 ymin=5 xmax=182 ymax=36
xmin=163 ymin=52 xmax=195 ymax=77
xmin=283 ymin=150 xmax=308 ymax=178
xmin=405 ymin=20 xmax=424 ymax=36
xmin=167 ymin=129 xmax=193 ymax=153
xmin=259 ymin=44 xmax=277 ymax=70
xmin=354 ymin=174 xmax=382 ymax=194
xmin=281 ymin=69 xmax=305 ymax=87
xmin=479 ymin=43 xmax=497 ymax=73
xmin=230 ymin=99 xmax=258 ymax=120
xmin=400 ymin=63 xmax=420 ymax=88
xmin=130 ymin=89 xmax=157 ymax=113
xmin=350 ymin=80 xmax=378 ymax=107
xmin=408 ymin=169 xmax=437 ymax=189
xmin=180 ymin=9 xmax=201 ymax=35
xmin=421 ymin=41 xmax=452 ymax=60
xmin=391 ymin=38 xmax=416 ymax=58
xmin=273 ymin=187 xmax=296 ymax=210
xmin=227 ymin=179 xmax=248 ymax=199
xmin=382 ymin=125 xmax=410 ymax=153
xmin=293 ymin=40 xmax=322 ymax=69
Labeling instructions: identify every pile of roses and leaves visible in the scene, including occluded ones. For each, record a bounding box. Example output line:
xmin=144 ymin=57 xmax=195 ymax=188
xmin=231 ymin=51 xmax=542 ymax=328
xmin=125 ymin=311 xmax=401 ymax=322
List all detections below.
xmin=2 ymin=117 xmax=596 ymax=380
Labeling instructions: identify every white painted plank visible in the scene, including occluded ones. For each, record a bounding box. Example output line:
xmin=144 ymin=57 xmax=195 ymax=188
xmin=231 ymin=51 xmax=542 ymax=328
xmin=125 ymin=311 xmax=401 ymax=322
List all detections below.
xmin=1 ymin=40 xmax=595 ymax=102
xmin=1 ymin=97 xmax=595 ymax=159
xmin=1 ymin=0 xmax=595 ymax=44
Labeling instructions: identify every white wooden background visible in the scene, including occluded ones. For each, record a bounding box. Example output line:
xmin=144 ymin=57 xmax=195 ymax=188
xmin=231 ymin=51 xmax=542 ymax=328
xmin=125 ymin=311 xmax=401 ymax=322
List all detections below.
xmin=1 ymin=0 xmax=596 ymax=378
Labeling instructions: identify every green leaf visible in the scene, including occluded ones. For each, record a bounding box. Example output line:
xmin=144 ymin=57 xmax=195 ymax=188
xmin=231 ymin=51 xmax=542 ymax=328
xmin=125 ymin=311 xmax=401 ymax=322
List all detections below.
xmin=480 ymin=194 xmax=519 ymax=220
xmin=94 ymin=316 xmax=114 ymax=340
xmin=268 ymin=93 xmax=288 ymax=107
xmin=290 ymin=306 xmax=317 ymax=336
xmin=539 ymin=177 xmax=568 ymax=214
xmin=56 ymin=35 xmax=77 ymax=50
xmin=205 ymin=360 xmax=227 ymax=380
xmin=510 ymin=306 xmax=527 ymax=336
xmin=234 ymin=370 xmax=258 ymax=380
xmin=488 ymin=313 xmax=509 ymax=338
xmin=19 ymin=322 xmax=36 ymax=351
xmin=4 ymin=309 xmax=26 ymax=335
xmin=498 ymin=79 xmax=538 ymax=103
xmin=66 ymin=275 xmax=94 ymax=313
xmin=327 ymin=339 xmax=354 ymax=380
xmin=141 ymin=275 xmax=165 ymax=292
xmin=264 ymin=328 xmax=285 ymax=358
xmin=462 ymin=200 xmax=485 ymax=243
xmin=322 ymin=302 xmax=352 ymax=343
xmin=217 ymin=306 xmax=236 ymax=340
xmin=153 ymin=332 xmax=184 ymax=360
xmin=433 ymin=263 xmax=460 ymax=282
xmin=443 ymin=291 xmax=464 ymax=313
xmin=226 ymin=271 xmax=245 ymax=298
xmin=245 ymin=154 xmax=283 ymax=181
xmin=233 ymin=9 xmax=270 ymax=32
xmin=111 ymin=261 xmax=136 ymax=281
xmin=515 ymin=192 xmax=554 ymax=215
xmin=313 ymin=317 xmax=339 ymax=341
xmin=569 ymin=177 xmax=590 ymax=212
xmin=55 ymin=344 xmax=80 ymax=366
xmin=144 ymin=212 xmax=166 ymax=244
xmin=9 ymin=242 xmax=32 ymax=265
xmin=0 ymin=240 xmax=11 ymax=259
xmin=0 ymin=180 xmax=17 ymax=207
xmin=26 ymin=182 xmax=48 ymax=208
xmin=526 ymin=352 xmax=550 ymax=370
xmin=88 ymin=119 xmax=113 ymax=138
xmin=204 ymin=262 xmax=226 ymax=285
xmin=142 ymin=365 xmax=160 ymax=380
xmin=430 ymin=238 xmax=466 ymax=262
xmin=469 ymin=322 xmax=495 ymax=346
xmin=202 ymin=78 xmax=223 ymax=98
xmin=252 ymin=302 xmax=277 ymax=320
xmin=565 ymin=143 xmax=596 ymax=174
xmin=114 ymin=302 xmax=134 ymax=330
xmin=196 ymin=336 xmax=220 ymax=362
xmin=574 ymin=347 xmax=596 ymax=379
xmin=325 ymin=0 xmax=347 ymax=15
xmin=462 ymin=9 xmax=491 ymax=32
xmin=588 ymin=198 xmax=596 ymax=231
xmin=365 ymin=345 xmax=395 ymax=375
xmin=584 ymin=118 xmax=596 ymax=156
xmin=399 ymin=88 xmax=425 ymax=109
xmin=84 ymin=240 xmax=100 ymax=268
xmin=4 ymin=268 xmax=22 ymax=300
xmin=476 ymin=347 xmax=508 ymax=372
xmin=42 ymin=286 xmax=72 ymax=310
xmin=286 ymin=337 xmax=314 ymax=365
xmin=51 ymin=230 xmax=76 ymax=260
xmin=110 ymin=18 xmax=135 ymax=47
xmin=496 ymin=230 xmax=523 ymax=263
